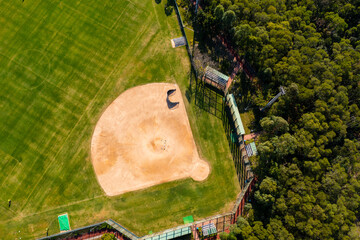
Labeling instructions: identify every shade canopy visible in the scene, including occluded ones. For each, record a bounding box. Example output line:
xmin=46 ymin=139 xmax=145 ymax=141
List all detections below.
xmin=171 ymin=37 xmax=186 ymax=48
xmin=203 ymin=66 xmax=229 ymax=91
xmin=226 ymin=94 xmax=245 ymax=140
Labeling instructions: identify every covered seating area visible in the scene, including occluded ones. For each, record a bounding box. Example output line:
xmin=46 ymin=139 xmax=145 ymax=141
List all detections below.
xmin=203 ymin=66 xmax=229 ymax=92
xmin=171 ymin=37 xmax=186 ymax=48
xmin=226 ymin=93 xmax=245 ymax=144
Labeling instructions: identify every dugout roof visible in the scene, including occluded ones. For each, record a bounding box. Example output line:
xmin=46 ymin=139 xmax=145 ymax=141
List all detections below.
xmin=245 ymin=142 xmax=258 ymax=157
xmin=202 ymin=223 xmax=217 ymax=236
xmin=203 ymin=66 xmax=229 ymax=91
xmin=226 ymin=94 xmax=245 ymax=138
xmin=171 ymin=37 xmax=186 ymax=48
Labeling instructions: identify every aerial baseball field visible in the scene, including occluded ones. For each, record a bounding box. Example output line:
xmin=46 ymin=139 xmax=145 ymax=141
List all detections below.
xmin=0 ymin=0 xmax=239 ymax=239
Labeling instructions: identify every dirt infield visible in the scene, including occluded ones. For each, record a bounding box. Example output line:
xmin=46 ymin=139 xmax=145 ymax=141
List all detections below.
xmin=91 ymin=83 xmax=210 ymax=196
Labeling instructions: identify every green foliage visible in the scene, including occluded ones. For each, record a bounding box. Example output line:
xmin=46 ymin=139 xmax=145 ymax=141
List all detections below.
xmin=260 ymin=115 xmax=289 ymax=135
xmin=222 ymin=10 xmax=236 ymax=29
xmin=188 ymin=0 xmax=360 ymax=239
xmin=214 ymin=4 xmax=224 ymax=20
xmin=101 ymin=233 xmax=116 ymax=240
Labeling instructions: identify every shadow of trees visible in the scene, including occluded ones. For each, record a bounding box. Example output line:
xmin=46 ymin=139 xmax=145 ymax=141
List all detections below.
xmin=164 ymin=0 xmax=174 ymax=16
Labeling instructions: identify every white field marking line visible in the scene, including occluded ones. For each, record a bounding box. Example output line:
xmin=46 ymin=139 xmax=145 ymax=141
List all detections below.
xmin=2 ymin=2 xmax=95 ymax=210
xmin=8 ymin=29 xmax=104 ymax=210
xmin=61 ymin=2 xmax=112 ymax=32
xmin=151 ymin=0 xmax=161 ymax=28
xmin=110 ymin=2 xmax=131 ymax=30
xmin=49 ymin=30 xmax=116 ymax=80
xmin=53 ymin=31 xmax=110 ymax=67
xmin=120 ymin=0 xmax=148 ymax=13
xmin=1 ymin=0 xmax=42 ymax=38
xmin=0 ymin=52 xmax=69 ymax=94
xmin=9 ymin=53 xmax=103 ymax=210
xmin=0 ymin=148 xmax=23 ymax=166
xmin=0 ymin=150 xmax=23 ymax=189
xmin=0 ymin=203 xmax=16 ymax=216
xmin=18 ymin=20 xmax=153 ymax=211
xmin=0 ymin=195 xmax=105 ymax=224
xmin=17 ymin=50 xmax=103 ymax=210
xmin=0 ymin=80 xmax=55 ymax=197
xmin=4 ymin=93 xmax=66 ymax=202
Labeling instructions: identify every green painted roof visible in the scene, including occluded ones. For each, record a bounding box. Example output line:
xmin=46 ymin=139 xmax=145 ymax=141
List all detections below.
xmin=145 ymin=227 xmax=191 ymax=240
xmin=183 ymin=215 xmax=194 ymax=224
xmin=227 ymin=94 xmax=245 ymax=136
xmin=58 ymin=213 xmax=70 ymax=231
xmin=250 ymin=142 xmax=258 ymax=155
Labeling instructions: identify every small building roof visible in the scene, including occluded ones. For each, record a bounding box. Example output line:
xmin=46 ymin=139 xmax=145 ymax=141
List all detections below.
xmin=171 ymin=37 xmax=186 ymax=48
xmin=226 ymin=94 xmax=245 ymax=138
xmin=245 ymin=142 xmax=258 ymax=157
xmin=204 ymin=66 xmax=229 ymax=90
xmin=250 ymin=142 xmax=258 ymax=155
xmin=202 ymin=223 xmax=217 ymax=236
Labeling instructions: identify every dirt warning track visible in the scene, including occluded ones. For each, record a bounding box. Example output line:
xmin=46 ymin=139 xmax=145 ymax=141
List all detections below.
xmin=91 ymin=83 xmax=210 ymax=196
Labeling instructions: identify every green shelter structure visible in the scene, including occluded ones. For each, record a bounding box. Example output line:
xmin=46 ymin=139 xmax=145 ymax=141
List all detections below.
xmin=226 ymin=94 xmax=245 ymax=144
xmin=58 ymin=213 xmax=71 ymax=232
xmin=203 ymin=66 xmax=229 ymax=92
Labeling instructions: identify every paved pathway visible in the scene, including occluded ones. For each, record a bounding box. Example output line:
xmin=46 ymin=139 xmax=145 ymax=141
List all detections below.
xmin=244 ymin=132 xmax=260 ymax=141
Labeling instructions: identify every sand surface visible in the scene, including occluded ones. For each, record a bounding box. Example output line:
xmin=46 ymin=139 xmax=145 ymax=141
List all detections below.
xmin=91 ymin=83 xmax=210 ymax=196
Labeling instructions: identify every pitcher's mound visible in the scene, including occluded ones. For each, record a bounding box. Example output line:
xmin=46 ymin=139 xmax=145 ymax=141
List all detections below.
xmin=91 ymin=83 xmax=210 ymax=196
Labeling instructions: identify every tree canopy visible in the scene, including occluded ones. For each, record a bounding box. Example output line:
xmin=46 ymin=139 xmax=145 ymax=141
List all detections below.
xmin=184 ymin=0 xmax=360 ymax=238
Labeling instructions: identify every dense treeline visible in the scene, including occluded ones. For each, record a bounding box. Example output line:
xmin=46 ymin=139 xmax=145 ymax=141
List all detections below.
xmin=183 ymin=0 xmax=360 ymax=239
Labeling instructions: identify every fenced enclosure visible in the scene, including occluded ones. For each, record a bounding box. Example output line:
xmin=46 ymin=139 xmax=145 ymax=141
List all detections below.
xmin=222 ymin=104 xmax=247 ymax=189
xmin=194 ymin=78 xmax=247 ymax=189
xmin=195 ymin=79 xmax=224 ymax=119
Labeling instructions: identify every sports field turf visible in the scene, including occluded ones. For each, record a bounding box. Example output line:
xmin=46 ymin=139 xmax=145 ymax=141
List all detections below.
xmin=0 ymin=0 xmax=240 ymax=239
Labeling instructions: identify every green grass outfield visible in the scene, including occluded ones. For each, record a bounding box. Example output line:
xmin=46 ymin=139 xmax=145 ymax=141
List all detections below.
xmin=0 ymin=0 xmax=239 ymax=239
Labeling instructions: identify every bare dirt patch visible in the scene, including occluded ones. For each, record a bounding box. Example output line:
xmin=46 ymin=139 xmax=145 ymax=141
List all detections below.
xmin=91 ymin=83 xmax=210 ymax=196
